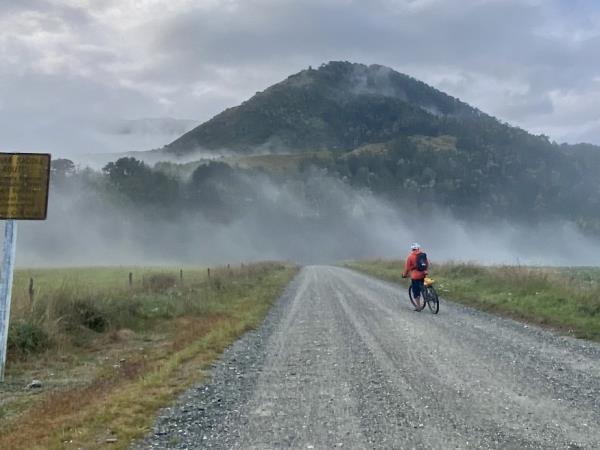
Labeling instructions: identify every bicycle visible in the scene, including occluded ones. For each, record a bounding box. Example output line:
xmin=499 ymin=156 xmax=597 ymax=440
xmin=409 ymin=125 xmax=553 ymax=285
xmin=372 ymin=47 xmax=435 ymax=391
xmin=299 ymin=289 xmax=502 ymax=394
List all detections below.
xmin=408 ymin=277 xmax=439 ymax=314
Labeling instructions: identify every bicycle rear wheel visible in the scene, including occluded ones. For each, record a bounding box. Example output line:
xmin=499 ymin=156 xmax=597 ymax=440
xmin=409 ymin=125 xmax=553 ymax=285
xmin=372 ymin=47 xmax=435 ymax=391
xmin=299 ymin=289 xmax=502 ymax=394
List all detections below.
xmin=426 ymin=286 xmax=439 ymax=314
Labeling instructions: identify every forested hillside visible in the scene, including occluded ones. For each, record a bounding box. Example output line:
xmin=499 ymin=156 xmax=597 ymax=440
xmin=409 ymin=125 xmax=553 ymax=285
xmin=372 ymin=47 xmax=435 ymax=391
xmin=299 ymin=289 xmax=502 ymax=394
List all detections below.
xmin=154 ymin=62 xmax=600 ymax=231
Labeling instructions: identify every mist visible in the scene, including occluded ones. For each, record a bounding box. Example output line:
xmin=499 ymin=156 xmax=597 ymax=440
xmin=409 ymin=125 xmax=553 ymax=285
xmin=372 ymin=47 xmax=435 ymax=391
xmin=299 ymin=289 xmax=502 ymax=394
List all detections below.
xmin=14 ymin=167 xmax=600 ymax=268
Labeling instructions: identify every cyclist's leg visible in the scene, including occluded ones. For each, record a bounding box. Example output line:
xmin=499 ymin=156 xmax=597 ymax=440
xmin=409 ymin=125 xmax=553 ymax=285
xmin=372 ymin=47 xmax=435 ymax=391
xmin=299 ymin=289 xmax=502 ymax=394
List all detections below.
xmin=417 ymin=279 xmax=426 ymax=309
xmin=411 ymin=279 xmax=424 ymax=310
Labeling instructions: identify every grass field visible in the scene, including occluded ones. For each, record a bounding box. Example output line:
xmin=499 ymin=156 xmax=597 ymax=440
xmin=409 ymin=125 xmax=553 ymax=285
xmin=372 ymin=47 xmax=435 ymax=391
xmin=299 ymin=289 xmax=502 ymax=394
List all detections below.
xmin=345 ymin=260 xmax=600 ymax=341
xmin=1 ymin=262 xmax=297 ymax=450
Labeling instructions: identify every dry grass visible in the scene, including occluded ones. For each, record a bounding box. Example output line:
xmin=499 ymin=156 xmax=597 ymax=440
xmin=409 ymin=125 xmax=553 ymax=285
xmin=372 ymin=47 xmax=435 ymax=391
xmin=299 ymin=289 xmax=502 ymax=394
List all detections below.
xmin=0 ymin=262 xmax=297 ymax=450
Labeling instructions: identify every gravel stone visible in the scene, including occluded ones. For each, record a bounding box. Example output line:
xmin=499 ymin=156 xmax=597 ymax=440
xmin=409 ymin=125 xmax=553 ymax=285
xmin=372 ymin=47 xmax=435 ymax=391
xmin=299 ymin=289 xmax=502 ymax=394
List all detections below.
xmin=27 ymin=379 xmax=42 ymax=389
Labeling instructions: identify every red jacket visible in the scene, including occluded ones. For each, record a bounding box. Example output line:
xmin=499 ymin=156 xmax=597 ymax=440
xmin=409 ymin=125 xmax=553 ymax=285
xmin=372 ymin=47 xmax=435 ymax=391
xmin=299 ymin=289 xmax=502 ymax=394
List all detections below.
xmin=403 ymin=250 xmax=427 ymax=280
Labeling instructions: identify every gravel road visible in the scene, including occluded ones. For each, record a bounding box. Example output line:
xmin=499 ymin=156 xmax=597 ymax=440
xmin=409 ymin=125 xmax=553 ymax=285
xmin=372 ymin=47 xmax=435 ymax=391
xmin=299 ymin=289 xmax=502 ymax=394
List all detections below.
xmin=138 ymin=266 xmax=600 ymax=449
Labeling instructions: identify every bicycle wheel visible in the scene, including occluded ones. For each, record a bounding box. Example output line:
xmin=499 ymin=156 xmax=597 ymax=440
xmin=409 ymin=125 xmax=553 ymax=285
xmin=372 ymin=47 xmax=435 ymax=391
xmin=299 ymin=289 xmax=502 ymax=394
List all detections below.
xmin=408 ymin=285 xmax=425 ymax=311
xmin=426 ymin=286 xmax=439 ymax=314
xmin=408 ymin=285 xmax=420 ymax=309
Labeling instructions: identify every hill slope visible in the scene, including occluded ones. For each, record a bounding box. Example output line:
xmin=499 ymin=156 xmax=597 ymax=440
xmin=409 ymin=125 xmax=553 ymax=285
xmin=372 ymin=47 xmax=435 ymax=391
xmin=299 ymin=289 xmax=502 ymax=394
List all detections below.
xmin=164 ymin=61 xmax=485 ymax=155
xmin=157 ymin=62 xmax=600 ymax=231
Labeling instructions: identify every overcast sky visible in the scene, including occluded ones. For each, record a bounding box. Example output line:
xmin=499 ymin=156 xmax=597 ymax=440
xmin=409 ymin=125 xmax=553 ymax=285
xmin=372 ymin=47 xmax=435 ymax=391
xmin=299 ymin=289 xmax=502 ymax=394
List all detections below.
xmin=1 ymin=0 xmax=600 ymax=157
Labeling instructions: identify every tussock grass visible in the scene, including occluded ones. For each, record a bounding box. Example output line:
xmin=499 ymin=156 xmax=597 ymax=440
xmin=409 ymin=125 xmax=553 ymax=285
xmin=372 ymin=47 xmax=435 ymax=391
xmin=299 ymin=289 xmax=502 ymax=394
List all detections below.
xmin=1 ymin=262 xmax=297 ymax=450
xmin=7 ymin=265 xmax=269 ymax=355
xmin=7 ymin=321 xmax=50 ymax=356
xmin=346 ymin=259 xmax=600 ymax=341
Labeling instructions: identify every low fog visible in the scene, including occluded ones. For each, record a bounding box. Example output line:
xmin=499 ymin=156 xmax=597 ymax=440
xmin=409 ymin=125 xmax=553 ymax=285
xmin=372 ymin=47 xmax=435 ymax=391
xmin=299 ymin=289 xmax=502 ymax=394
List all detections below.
xmin=14 ymin=166 xmax=600 ymax=267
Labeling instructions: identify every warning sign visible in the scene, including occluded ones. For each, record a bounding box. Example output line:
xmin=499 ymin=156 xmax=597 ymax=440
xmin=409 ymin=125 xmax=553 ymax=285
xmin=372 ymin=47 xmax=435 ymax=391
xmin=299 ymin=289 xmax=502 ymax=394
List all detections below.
xmin=0 ymin=153 xmax=51 ymax=220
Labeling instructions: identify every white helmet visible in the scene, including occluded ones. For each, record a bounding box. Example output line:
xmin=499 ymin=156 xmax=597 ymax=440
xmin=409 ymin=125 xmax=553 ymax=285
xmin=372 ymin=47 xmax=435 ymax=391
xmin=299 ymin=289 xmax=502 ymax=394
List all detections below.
xmin=410 ymin=242 xmax=421 ymax=251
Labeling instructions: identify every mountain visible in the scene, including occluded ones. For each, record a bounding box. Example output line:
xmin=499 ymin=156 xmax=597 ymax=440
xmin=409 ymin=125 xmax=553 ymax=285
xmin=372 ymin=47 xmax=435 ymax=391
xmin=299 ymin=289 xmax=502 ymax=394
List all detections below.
xmin=164 ymin=61 xmax=487 ymax=155
xmin=154 ymin=62 xmax=600 ymax=232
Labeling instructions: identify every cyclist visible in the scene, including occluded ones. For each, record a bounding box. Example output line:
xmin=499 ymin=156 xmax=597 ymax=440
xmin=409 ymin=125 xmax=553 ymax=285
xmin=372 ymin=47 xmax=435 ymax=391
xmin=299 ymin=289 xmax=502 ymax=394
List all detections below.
xmin=402 ymin=242 xmax=428 ymax=311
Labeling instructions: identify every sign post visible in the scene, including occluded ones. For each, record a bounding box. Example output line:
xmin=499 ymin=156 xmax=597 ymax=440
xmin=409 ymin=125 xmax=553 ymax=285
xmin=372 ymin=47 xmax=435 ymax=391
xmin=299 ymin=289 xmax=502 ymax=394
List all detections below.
xmin=0 ymin=220 xmax=17 ymax=381
xmin=0 ymin=153 xmax=50 ymax=381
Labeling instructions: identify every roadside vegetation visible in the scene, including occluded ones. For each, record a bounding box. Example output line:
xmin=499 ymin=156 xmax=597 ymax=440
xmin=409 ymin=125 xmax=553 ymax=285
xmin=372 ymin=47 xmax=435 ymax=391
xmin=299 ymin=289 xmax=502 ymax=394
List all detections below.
xmin=0 ymin=262 xmax=297 ymax=450
xmin=346 ymin=260 xmax=600 ymax=341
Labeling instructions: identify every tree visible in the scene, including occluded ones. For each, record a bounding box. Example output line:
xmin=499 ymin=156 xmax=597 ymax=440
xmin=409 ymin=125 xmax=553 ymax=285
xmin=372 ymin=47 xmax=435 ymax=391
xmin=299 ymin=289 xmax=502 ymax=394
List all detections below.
xmin=50 ymin=158 xmax=76 ymax=185
xmin=102 ymin=157 xmax=179 ymax=208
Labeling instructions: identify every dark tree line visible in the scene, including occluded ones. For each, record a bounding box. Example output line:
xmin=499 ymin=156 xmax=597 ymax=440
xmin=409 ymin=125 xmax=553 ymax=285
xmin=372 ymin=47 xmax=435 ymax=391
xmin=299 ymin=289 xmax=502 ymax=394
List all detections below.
xmin=50 ymin=125 xmax=600 ymax=238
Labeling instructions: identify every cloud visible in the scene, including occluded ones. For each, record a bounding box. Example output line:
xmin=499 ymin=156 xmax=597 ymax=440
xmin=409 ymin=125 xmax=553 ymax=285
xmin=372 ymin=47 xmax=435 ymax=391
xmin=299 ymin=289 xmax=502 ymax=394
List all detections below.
xmin=1 ymin=0 xmax=600 ymax=156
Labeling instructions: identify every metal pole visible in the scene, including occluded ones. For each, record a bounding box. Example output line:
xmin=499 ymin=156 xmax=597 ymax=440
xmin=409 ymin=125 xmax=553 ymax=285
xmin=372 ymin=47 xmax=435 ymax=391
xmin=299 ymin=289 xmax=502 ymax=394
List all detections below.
xmin=0 ymin=220 xmax=18 ymax=382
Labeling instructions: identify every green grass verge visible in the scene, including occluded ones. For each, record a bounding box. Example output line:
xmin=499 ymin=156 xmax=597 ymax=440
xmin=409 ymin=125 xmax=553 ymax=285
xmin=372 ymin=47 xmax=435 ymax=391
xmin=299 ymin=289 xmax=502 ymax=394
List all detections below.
xmin=1 ymin=262 xmax=298 ymax=450
xmin=345 ymin=260 xmax=600 ymax=341
xmin=7 ymin=265 xmax=262 ymax=356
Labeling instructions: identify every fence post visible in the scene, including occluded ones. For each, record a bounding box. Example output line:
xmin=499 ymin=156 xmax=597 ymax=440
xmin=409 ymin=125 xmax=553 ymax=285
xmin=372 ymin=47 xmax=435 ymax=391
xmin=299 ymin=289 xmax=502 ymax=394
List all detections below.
xmin=28 ymin=277 xmax=34 ymax=309
xmin=207 ymin=268 xmax=211 ymax=279
xmin=180 ymin=269 xmax=183 ymax=284
xmin=128 ymin=272 xmax=133 ymax=288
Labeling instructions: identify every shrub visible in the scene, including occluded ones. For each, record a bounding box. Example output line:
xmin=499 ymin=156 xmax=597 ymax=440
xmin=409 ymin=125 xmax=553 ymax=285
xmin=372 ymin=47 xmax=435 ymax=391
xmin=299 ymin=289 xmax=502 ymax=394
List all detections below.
xmin=74 ymin=300 xmax=109 ymax=332
xmin=8 ymin=321 xmax=51 ymax=355
xmin=143 ymin=274 xmax=177 ymax=293
xmin=53 ymin=297 xmax=109 ymax=333
xmin=212 ymin=277 xmax=223 ymax=290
